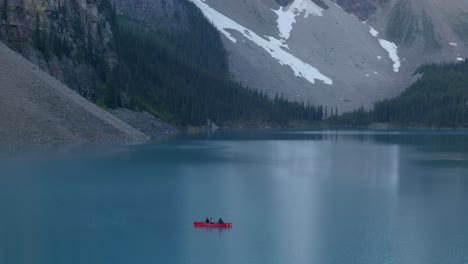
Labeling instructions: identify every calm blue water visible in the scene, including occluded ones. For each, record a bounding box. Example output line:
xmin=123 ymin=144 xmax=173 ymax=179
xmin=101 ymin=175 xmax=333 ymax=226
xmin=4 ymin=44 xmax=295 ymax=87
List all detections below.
xmin=1 ymin=130 xmax=468 ymax=264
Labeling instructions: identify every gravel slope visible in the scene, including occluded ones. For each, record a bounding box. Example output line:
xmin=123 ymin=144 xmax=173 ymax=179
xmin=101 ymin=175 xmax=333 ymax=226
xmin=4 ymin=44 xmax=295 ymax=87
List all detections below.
xmin=0 ymin=42 xmax=149 ymax=144
xmin=111 ymin=109 xmax=178 ymax=140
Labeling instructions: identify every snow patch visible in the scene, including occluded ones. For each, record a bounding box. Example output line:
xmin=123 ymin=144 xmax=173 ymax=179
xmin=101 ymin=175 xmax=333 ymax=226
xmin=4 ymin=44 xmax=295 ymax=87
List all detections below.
xmin=369 ymin=27 xmax=401 ymax=72
xmin=457 ymin=57 xmax=464 ymax=61
xmin=369 ymin=27 xmax=379 ymax=37
xmin=189 ymin=0 xmax=333 ymax=85
xmin=273 ymin=0 xmax=324 ymax=40
xmin=450 ymin=42 xmax=458 ymax=46
xmin=379 ymin=39 xmax=401 ymax=72
xmin=377 ymin=56 xmax=382 ymax=60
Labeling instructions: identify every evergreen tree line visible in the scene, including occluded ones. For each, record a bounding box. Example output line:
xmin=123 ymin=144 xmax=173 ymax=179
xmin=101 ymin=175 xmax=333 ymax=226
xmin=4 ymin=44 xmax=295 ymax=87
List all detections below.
xmin=1 ymin=0 xmax=8 ymax=22
xmin=336 ymin=61 xmax=468 ymax=127
xmin=93 ymin=0 xmax=327 ymax=128
xmin=30 ymin=0 xmax=325 ymax=128
xmin=110 ymin=16 xmax=324 ymax=127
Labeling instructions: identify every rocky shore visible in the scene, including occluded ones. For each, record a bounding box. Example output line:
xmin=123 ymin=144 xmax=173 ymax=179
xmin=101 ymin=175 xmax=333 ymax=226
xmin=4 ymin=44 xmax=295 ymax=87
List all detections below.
xmin=111 ymin=109 xmax=178 ymax=140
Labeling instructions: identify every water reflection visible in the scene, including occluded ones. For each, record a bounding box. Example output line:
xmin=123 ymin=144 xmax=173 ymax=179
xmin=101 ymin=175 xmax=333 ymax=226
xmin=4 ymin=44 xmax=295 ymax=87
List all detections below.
xmin=0 ymin=130 xmax=467 ymax=264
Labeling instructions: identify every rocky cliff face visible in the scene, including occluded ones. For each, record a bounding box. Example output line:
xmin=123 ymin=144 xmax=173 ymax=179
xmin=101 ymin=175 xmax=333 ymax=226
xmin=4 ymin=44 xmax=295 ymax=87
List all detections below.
xmin=276 ymin=0 xmax=384 ymax=20
xmin=112 ymin=0 xmax=188 ymax=30
xmin=0 ymin=0 xmax=114 ymax=99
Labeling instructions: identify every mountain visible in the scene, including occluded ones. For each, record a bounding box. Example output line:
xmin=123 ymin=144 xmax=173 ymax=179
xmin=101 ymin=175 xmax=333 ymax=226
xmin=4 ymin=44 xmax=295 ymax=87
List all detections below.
xmin=369 ymin=0 xmax=468 ymax=61
xmin=0 ymin=0 xmax=116 ymax=101
xmin=186 ymin=0 xmax=468 ymax=112
xmin=0 ymin=41 xmax=148 ymax=144
xmin=337 ymin=61 xmax=468 ymax=127
xmin=2 ymin=0 xmax=466 ymax=138
xmin=109 ymin=15 xmax=325 ymax=127
xmin=1 ymin=0 xmax=327 ymax=134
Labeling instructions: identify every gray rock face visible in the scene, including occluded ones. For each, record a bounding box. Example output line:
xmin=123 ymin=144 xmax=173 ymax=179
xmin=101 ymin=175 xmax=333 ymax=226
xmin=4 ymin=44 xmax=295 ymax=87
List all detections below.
xmin=369 ymin=0 xmax=468 ymax=68
xmin=0 ymin=0 xmax=112 ymax=45
xmin=0 ymin=0 xmax=114 ymax=101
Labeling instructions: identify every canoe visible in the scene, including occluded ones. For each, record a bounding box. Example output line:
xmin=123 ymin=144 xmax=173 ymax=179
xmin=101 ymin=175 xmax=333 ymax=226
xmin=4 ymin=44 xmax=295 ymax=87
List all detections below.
xmin=193 ymin=222 xmax=232 ymax=228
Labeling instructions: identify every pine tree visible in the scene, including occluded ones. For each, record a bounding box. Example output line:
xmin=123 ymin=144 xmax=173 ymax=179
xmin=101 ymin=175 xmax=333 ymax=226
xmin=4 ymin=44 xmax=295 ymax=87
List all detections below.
xmin=1 ymin=0 xmax=7 ymax=21
xmin=33 ymin=12 xmax=39 ymax=47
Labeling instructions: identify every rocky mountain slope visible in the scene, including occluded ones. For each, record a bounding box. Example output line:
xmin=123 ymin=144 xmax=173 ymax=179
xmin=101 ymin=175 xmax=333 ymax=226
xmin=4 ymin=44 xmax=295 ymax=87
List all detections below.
xmin=189 ymin=0 xmax=407 ymax=112
xmin=370 ymin=0 xmax=468 ymax=61
xmin=183 ymin=0 xmax=468 ymax=112
xmin=0 ymin=41 xmax=149 ymax=144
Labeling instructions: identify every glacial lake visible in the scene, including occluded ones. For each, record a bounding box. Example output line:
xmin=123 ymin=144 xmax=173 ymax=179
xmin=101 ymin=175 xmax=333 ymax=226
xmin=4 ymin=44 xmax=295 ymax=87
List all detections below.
xmin=1 ymin=129 xmax=468 ymax=264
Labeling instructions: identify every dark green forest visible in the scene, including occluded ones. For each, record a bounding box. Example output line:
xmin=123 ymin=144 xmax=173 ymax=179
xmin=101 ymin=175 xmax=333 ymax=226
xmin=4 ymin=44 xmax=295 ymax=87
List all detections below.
xmin=337 ymin=61 xmax=468 ymax=127
xmin=110 ymin=15 xmax=324 ymax=127
xmin=28 ymin=0 xmax=324 ymax=128
xmin=15 ymin=0 xmax=468 ymax=129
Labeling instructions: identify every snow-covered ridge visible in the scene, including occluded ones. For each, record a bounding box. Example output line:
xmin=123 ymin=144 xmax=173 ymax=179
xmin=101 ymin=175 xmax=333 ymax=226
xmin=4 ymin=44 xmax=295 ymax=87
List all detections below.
xmin=273 ymin=0 xmax=324 ymax=40
xmin=369 ymin=26 xmax=401 ymax=73
xmin=189 ymin=0 xmax=333 ymax=85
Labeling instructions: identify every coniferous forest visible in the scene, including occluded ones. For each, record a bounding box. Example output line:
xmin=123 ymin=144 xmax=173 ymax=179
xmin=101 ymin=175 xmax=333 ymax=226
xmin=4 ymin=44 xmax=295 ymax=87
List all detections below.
xmin=337 ymin=61 xmax=468 ymax=127
xmin=18 ymin=0 xmax=468 ymax=129
xmin=110 ymin=15 xmax=324 ymax=127
xmin=95 ymin=1 xmax=323 ymax=128
xmin=24 ymin=0 xmax=324 ymax=128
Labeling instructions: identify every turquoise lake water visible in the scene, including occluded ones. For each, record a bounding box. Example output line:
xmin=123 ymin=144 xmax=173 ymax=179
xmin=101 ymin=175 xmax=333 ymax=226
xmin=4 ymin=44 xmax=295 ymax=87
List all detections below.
xmin=0 ymin=130 xmax=468 ymax=264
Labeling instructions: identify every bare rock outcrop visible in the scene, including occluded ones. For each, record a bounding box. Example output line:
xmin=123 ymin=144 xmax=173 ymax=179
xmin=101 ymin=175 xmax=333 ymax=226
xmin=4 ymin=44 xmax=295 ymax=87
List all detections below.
xmin=0 ymin=0 xmax=114 ymax=100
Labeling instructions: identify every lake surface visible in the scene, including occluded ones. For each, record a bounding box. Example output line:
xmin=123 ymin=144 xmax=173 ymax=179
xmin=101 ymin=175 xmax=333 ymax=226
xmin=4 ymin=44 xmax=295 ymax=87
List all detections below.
xmin=1 ymin=130 xmax=468 ymax=264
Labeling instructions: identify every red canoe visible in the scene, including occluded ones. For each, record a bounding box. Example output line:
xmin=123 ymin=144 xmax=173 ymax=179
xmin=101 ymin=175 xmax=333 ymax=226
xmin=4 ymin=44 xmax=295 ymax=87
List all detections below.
xmin=194 ymin=222 xmax=232 ymax=228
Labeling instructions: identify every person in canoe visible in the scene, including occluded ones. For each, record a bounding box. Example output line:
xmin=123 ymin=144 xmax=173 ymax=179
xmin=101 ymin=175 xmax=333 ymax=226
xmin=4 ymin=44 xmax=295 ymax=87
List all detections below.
xmin=217 ymin=218 xmax=224 ymax=224
xmin=205 ymin=217 xmax=210 ymax=224
xmin=210 ymin=217 xmax=214 ymax=224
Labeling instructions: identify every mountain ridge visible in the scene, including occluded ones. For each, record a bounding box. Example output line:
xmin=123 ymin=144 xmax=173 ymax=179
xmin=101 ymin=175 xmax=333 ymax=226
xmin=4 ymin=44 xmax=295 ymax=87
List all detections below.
xmin=188 ymin=0 xmax=467 ymax=112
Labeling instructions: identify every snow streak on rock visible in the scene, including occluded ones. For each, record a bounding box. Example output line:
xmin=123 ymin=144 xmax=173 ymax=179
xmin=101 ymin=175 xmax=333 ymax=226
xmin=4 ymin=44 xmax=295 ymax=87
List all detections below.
xmin=369 ymin=26 xmax=401 ymax=72
xmin=189 ymin=0 xmax=333 ymax=85
xmin=273 ymin=0 xmax=324 ymax=40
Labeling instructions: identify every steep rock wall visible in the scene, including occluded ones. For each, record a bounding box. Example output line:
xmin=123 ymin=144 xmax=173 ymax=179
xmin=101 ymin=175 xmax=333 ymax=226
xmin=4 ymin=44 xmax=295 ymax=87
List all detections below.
xmin=0 ymin=0 xmax=114 ymax=100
